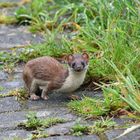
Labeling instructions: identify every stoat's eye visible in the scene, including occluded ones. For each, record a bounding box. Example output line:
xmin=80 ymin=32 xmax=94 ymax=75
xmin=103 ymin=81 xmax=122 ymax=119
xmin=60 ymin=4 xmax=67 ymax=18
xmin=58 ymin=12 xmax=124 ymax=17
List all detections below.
xmin=72 ymin=62 xmax=76 ymax=68
xmin=81 ymin=61 xmax=85 ymax=67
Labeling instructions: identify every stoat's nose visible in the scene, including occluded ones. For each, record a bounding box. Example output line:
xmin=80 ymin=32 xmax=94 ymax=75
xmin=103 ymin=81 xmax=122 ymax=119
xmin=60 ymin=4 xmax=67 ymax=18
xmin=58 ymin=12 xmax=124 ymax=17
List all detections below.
xmin=75 ymin=66 xmax=83 ymax=72
xmin=77 ymin=66 xmax=82 ymax=70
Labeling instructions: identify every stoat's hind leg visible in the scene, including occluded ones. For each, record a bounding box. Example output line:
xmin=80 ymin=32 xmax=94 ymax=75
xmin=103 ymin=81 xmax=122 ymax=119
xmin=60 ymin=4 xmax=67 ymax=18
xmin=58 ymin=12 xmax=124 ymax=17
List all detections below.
xmin=40 ymin=82 xmax=52 ymax=100
xmin=41 ymin=85 xmax=49 ymax=100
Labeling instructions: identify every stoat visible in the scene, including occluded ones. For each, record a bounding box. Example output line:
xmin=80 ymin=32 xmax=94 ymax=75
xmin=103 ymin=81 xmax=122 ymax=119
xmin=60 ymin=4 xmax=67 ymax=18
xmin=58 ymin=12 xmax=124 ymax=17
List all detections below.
xmin=23 ymin=53 xmax=89 ymax=100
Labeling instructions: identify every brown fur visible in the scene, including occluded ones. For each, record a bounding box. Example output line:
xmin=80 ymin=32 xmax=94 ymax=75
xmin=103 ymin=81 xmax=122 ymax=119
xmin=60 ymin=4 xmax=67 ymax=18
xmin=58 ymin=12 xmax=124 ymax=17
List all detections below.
xmin=23 ymin=56 xmax=68 ymax=92
xmin=23 ymin=53 xmax=89 ymax=100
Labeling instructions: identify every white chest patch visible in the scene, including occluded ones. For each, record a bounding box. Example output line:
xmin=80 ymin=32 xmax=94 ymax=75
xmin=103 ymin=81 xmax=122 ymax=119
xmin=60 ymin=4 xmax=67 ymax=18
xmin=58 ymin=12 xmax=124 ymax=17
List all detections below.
xmin=57 ymin=68 xmax=87 ymax=93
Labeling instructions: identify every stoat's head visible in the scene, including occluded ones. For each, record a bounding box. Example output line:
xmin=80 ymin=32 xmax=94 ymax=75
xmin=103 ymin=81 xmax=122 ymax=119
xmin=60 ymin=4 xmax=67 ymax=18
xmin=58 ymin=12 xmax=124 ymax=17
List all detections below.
xmin=67 ymin=53 xmax=89 ymax=72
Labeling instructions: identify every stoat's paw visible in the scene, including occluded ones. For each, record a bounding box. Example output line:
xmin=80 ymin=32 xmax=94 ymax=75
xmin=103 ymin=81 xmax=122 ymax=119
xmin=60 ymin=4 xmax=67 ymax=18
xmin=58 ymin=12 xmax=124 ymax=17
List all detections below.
xmin=41 ymin=95 xmax=48 ymax=100
xmin=30 ymin=94 xmax=40 ymax=100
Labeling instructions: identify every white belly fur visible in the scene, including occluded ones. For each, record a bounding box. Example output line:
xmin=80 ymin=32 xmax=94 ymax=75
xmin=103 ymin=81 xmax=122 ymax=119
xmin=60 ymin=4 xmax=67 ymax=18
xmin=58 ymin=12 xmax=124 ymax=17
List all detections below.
xmin=32 ymin=68 xmax=88 ymax=93
xmin=57 ymin=68 xmax=87 ymax=93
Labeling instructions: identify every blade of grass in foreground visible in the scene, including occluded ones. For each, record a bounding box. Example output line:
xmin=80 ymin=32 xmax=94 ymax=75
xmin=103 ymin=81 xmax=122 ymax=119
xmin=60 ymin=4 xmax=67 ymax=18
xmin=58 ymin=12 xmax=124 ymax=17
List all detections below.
xmin=104 ymin=59 xmax=140 ymax=113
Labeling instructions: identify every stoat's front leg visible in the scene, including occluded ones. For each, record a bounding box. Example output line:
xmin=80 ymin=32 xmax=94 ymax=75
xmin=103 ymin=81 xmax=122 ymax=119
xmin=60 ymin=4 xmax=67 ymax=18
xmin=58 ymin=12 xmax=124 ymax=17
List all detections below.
xmin=30 ymin=80 xmax=40 ymax=100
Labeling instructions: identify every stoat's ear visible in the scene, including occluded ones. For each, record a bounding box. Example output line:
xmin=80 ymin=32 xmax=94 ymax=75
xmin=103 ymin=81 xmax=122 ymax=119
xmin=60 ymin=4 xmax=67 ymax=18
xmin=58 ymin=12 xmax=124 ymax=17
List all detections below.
xmin=82 ymin=52 xmax=89 ymax=61
xmin=67 ymin=54 xmax=74 ymax=62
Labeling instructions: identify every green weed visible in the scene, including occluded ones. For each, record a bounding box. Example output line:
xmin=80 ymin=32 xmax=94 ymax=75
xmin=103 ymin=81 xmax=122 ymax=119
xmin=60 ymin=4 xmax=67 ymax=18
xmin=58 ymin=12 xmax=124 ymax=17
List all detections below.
xmin=68 ymin=81 xmax=131 ymax=118
xmin=23 ymin=112 xmax=42 ymax=130
xmin=18 ymin=35 xmax=72 ymax=62
xmin=0 ymin=2 xmax=18 ymax=8
xmin=0 ymin=88 xmax=29 ymax=100
xmin=0 ymin=86 xmax=4 ymax=92
xmin=0 ymin=88 xmax=28 ymax=99
xmin=0 ymin=93 xmax=11 ymax=98
xmin=102 ymin=61 xmax=140 ymax=113
xmin=70 ymin=118 xmax=116 ymax=136
xmin=18 ymin=112 xmax=65 ymax=130
xmin=68 ymin=86 xmax=131 ymax=118
xmin=0 ymin=88 xmax=22 ymax=98
xmin=42 ymin=117 xmax=65 ymax=128
xmin=71 ymin=123 xmax=89 ymax=136
xmin=8 ymin=88 xmax=28 ymax=100
xmin=68 ymin=62 xmax=140 ymax=117
xmin=68 ymin=97 xmax=109 ymax=118
xmin=15 ymin=0 xmax=49 ymax=30
xmin=0 ymin=14 xmax=17 ymax=24
xmin=29 ymin=131 xmax=48 ymax=140
xmin=0 ymin=30 xmax=72 ymax=65
xmin=14 ymin=0 xmax=140 ymax=82
xmin=89 ymin=117 xmax=116 ymax=134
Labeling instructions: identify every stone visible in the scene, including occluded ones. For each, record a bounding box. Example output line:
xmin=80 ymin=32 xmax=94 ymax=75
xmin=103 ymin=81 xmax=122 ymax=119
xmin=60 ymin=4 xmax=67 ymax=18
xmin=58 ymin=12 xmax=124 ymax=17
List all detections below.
xmin=13 ymin=72 xmax=23 ymax=79
xmin=0 ymin=129 xmax=30 ymax=140
xmin=0 ymin=0 xmax=21 ymax=2
xmin=73 ymin=90 xmax=103 ymax=99
xmin=40 ymin=135 xmax=100 ymax=140
xmin=0 ymin=26 xmax=44 ymax=49
xmin=0 ymin=106 xmax=77 ymax=129
xmin=21 ymin=101 xmax=77 ymax=121
xmin=0 ymin=109 xmax=60 ymax=129
xmin=105 ymin=128 xmax=140 ymax=140
xmin=113 ymin=117 xmax=135 ymax=126
xmin=0 ymin=80 xmax=23 ymax=95
xmin=0 ymin=7 xmax=19 ymax=17
xmin=0 ymin=80 xmax=23 ymax=89
xmin=0 ymin=71 xmax=8 ymax=80
xmin=44 ymin=121 xmax=76 ymax=136
xmin=0 ymin=111 xmax=26 ymax=129
xmin=0 ymin=97 xmax=21 ymax=113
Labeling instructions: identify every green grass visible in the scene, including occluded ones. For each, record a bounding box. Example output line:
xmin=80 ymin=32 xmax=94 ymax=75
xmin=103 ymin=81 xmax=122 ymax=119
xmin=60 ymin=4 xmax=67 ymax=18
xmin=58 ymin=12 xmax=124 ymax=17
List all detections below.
xmin=68 ymin=61 xmax=140 ymax=117
xmin=0 ymin=31 xmax=72 ymax=66
xmin=0 ymin=86 xmax=4 ymax=92
xmin=102 ymin=61 xmax=140 ymax=113
xmin=68 ymin=93 xmax=129 ymax=118
xmin=18 ymin=112 xmax=65 ymax=130
xmin=0 ymin=14 xmax=17 ymax=24
xmin=0 ymin=88 xmax=28 ymax=99
xmin=70 ymin=118 xmax=116 ymax=136
xmin=68 ymin=97 xmax=109 ymax=117
xmin=71 ymin=124 xmax=89 ymax=136
xmin=0 ymin=2 xmax=18 ymax=8
xmin=18 ymin=37 xmax=72 ymax=62
xmin=14 ymin=0 xmax=140 ymax=81
xmin=29 ymin=131 xmax=48 ymax=139
xmin=89 ymin=117 xmax=116 ymax=134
